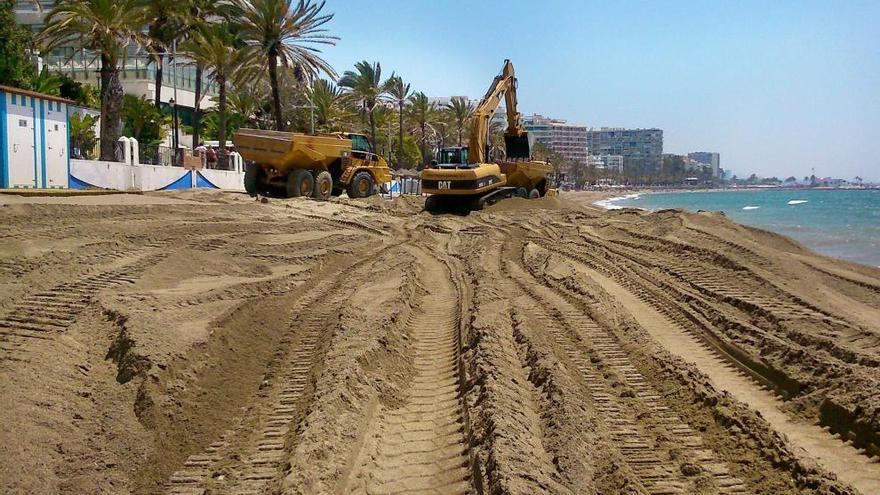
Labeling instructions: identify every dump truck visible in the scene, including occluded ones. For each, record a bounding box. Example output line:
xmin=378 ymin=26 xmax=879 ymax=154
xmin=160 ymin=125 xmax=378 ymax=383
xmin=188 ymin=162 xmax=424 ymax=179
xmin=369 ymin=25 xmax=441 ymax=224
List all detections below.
xmin=233 ymin=129 xmax=392 ymax=199
xmin=421 ymin=60 xmax=555 ymax=211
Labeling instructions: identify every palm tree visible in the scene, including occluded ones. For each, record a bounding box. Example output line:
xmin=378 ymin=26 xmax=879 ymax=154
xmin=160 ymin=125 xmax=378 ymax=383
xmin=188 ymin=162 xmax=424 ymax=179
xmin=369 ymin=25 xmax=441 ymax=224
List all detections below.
xmin=181 ymin=24 xmax=257 ymax=168
xmin=237 ymin=0 xmax=338 ymax=131
xmin=184 ymin=0 xmax=234 ymax=147
xmin=39 ymin=0 xmax=150 ymax=161
xmin=308 ymin=78 xmax=349 ymax=132
xmin=407 ymin=92 xmax=436 ymax=167
xmin=386 ymin=75 xmax=411 ymax=169
xmin=143 ymin=0 xmax=188 ymax=111
xmin=339 ymin=61 xmax=392 ymax=150
xmin=69 ymin=112 xmax=98 ymax=159
xmin=445 ymin=96 xmax=471 ymax=147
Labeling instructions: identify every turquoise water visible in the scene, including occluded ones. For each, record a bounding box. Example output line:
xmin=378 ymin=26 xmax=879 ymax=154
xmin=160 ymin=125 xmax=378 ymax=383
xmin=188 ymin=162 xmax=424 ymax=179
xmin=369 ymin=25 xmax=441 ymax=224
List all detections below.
xmin=607 ymin=189 xmax=880 ymax=267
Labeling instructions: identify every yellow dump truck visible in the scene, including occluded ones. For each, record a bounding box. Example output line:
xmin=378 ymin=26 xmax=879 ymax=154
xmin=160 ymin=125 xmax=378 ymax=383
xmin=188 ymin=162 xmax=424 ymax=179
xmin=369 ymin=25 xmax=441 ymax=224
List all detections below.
xmin=233 ymin=129 xmax=392 ymax=199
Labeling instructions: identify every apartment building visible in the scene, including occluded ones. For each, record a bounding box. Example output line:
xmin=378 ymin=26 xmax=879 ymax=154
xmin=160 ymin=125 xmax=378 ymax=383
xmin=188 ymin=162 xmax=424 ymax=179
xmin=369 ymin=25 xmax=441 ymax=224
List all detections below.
xmin=587 ymin=127 xmax=663 ymax=175
xmin=688 ymin=151 xmax=721 ymax=178
xmin=524 ymin=114 xmax=588 ymax=164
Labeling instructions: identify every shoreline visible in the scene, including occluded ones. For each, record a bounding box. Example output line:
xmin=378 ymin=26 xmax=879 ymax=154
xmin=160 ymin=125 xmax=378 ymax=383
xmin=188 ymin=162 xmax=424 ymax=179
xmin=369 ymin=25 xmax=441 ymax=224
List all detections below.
xmin=585 ymin=188 xmax=880 ymax=268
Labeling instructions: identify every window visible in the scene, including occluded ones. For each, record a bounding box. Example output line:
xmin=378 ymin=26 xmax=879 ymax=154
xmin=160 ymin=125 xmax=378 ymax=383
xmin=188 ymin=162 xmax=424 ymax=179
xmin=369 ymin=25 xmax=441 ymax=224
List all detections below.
xmin=54 ymin=124 xmax=59 ymax=131
xmin=11 ymin=94 xmax=16 ymax=105
xmin=19 ymin=120 xmax=27 ymax=127
xmin=351 ymin=135 xmax=370 ymax=152
xmin=439 ymin=148 xmax=468 ymax=165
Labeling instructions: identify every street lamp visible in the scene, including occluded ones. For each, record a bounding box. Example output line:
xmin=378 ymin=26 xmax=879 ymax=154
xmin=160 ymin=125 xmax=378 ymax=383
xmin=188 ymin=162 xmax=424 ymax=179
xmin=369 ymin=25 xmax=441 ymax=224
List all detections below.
xmin=169 ymin=98 xmax=179 ymax=166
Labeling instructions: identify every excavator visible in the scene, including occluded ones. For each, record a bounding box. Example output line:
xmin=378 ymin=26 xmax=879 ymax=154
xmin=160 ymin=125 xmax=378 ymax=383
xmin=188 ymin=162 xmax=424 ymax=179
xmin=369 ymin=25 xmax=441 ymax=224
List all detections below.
xmin=421 ymin=60 xmax=554 ymax=211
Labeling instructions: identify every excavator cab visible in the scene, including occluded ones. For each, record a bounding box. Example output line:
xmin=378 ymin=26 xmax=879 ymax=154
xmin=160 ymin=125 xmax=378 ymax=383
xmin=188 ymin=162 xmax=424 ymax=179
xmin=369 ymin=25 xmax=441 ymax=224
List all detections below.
xmin=436 ymin=147 xmax=472 ymax=168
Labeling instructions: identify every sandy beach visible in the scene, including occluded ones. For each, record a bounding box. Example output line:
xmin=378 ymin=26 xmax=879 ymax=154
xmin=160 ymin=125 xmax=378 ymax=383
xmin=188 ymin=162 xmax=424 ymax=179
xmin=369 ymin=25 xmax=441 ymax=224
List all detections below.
xmin=0 ymin=189 xmax=878 ymax=494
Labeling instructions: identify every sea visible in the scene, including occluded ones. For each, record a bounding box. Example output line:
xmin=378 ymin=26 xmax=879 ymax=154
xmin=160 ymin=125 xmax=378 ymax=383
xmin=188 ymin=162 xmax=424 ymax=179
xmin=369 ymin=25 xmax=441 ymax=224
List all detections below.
xmin=599 ymin=189 xmax=880 ymax=267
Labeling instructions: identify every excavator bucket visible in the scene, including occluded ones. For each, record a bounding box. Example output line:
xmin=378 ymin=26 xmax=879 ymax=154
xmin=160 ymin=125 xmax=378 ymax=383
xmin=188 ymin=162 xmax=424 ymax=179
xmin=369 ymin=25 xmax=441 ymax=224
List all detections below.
xmin=504 ymin=132 xmax=531 ymax=159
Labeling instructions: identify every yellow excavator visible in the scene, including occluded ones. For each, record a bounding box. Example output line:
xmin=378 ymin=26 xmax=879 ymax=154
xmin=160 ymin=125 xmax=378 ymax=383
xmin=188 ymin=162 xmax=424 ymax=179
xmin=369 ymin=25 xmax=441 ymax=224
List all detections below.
xmin=421 ymin=60 xmax=553 ymax=211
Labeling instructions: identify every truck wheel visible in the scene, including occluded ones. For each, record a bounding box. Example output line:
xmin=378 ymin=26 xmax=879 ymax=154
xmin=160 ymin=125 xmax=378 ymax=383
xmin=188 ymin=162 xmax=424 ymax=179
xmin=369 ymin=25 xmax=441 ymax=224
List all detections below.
xmin=244 ymin=164 xmax=263 ymax=197
xmin=347 ymin=171 xmax=374 ymax=198
xmin=313 ymin=171 xmax=333 ymax=200
xmin=287 ymin=169 xmax=314 ymax=198
xmin=516 ymin=187 xmax=528 ymax=198
xmin=529 ymin=188 xmax=541 ymax=199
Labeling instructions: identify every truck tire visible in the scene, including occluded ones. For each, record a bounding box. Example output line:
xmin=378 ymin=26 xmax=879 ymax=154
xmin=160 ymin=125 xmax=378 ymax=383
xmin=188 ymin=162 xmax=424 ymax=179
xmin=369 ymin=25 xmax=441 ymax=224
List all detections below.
xmin=313 ymin=171 xmax=333 ymax=200
xmin=287 ymin=169 xmax=314 ymax=198
xmin=529 ymin=188 xmax=541 ymax=199
xmin=347 ymin=171 xmax=374 ymax=198
xmin=516 ymin=187 xmax=528 ymax=198
xmin=244 ymin=164 xmax=263 ymax=197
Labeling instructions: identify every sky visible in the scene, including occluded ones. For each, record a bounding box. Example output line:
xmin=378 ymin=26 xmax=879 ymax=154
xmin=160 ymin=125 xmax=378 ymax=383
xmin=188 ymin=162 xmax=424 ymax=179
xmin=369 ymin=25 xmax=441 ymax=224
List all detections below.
xmin=320 ymin=0 xmax=880 ymax=181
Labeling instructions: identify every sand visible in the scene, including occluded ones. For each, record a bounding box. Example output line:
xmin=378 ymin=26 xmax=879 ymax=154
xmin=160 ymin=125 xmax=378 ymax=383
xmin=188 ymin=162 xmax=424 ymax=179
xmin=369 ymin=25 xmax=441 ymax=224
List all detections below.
xmin=0 ymin=189 xmax=877 ymax=494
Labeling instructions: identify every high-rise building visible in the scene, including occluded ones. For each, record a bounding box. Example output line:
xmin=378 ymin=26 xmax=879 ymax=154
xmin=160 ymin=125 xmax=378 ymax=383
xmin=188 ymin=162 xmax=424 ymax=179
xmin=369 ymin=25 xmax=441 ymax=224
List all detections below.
xmin=587 ymin=127 xmax=663 ymax=175
xmin=687 ymin=152 xmax=721 ymax=178
xmin=523 ymin=114 xmax=588 ymax=164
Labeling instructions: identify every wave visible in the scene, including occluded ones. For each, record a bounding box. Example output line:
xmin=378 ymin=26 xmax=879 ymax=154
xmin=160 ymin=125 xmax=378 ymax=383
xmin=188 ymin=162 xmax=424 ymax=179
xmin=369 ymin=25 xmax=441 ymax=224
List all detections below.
xmin=787 ymin=199 xmax=809 ymax=205
xmin=595 ymin=193 xmax=642 ymax=210
xmin=742 ymin=205 xmax=761 ymax=210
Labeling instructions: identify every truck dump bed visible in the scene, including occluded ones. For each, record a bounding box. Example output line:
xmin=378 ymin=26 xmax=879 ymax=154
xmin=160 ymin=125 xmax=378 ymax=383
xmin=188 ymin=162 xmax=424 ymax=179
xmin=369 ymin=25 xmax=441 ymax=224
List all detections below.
xmin=233 ymin=129 xmax=350 ymax=171
xmin=498 ymin=160 xmax=553 ymax=190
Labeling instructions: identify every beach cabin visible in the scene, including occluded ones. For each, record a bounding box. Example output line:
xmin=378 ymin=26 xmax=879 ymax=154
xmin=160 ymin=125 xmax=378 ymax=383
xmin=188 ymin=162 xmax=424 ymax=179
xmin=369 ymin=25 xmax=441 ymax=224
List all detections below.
xmin=0 ymin=85 xmax=71 ymax=189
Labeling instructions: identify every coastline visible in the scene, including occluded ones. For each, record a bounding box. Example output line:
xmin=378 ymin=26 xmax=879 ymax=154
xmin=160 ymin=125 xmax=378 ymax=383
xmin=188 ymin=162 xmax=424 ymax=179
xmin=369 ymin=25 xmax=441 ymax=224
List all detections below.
xmin=587 ymin=187 xmax=880 ymax=267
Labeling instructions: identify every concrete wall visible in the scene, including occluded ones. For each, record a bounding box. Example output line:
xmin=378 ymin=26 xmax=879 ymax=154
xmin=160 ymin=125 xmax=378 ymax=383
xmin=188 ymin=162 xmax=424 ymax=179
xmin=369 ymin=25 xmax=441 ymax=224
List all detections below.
xmin=0 ymin=89 xmax=70 ymax=188
xmin=70 ymin=159 xmax=244 ymax=192
xmin=198 ymin=168 xmax=245 ymax=191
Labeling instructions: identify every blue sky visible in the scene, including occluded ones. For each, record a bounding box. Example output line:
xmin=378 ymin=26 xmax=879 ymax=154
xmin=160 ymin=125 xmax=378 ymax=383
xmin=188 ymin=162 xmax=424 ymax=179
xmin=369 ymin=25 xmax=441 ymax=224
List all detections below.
xmin=321 ymin=0 xmax=879 ymax=180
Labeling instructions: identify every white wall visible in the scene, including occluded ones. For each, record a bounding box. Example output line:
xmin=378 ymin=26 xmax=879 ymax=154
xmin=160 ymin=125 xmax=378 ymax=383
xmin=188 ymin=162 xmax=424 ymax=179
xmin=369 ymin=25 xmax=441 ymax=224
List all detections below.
xmin=199 ymin=168 xmax=245 ymax=191
xmin=70 ymin=160 xmax=244 ymax=192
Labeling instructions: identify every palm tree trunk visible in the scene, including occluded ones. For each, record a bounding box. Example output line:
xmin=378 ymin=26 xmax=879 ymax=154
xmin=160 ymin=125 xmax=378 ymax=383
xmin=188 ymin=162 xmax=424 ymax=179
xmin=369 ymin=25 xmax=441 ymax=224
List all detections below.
xmin=99 ymin=56 xmax=123 ymax=161
xmin=218 ymin=77 xmax=227 ymax=169
xmin=398 ymin=101 xmax=404 ymax=169
xmin=369 ymin=110 xmax=377 ymax=152
xmin=268 ymin=47 xmax=283 ymax=131
xmin=153 ymin=47 xmax=164 ymax=110
xmin=193 ymin=63 xmax=203 ymax=147
xmin=419 ymin=122 xmax=427 ymax=169
xmin=457 ymin=125 xmax=462 ymax=147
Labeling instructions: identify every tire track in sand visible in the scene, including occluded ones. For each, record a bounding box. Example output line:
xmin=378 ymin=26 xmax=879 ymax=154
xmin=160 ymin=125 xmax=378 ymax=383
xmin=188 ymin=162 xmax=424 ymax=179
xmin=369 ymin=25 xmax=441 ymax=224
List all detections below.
xmin=560 ymin=256 xmax=880 ymax=494
xmin=0 ymin=246 xmax=168 ymax=366
xmin=345 ymin=249 xmax=471 ymax=495
xmin=504 ymin=258 xmax=749 ymax=494
xmin=165 ymin=273 xmax=344 ymax=495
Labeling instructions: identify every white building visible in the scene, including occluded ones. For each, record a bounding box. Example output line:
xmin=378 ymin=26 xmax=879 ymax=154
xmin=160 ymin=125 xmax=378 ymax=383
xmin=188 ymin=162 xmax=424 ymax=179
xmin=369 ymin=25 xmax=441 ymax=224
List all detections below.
xmin=0 ymin=85 xmax=71 ymax=188
xmin=14 ymin=1 xmax=216 ymax=113
xmin=595 ymin=154 xmax=624 ymax=172
xmin=688 ymin=152 xmax=721 ymax=178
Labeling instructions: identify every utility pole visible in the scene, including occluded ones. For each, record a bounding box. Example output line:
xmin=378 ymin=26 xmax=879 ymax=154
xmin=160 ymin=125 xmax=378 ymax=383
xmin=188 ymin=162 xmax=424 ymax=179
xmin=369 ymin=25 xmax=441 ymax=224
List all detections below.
xmin=308 ymin=80 xmax=314 ymax=134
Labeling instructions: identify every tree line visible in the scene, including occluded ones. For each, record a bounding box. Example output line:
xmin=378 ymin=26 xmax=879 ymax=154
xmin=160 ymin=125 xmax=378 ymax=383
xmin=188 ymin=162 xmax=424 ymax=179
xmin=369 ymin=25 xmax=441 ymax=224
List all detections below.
xmin=1 ymin=0 xmax=487 ymax=169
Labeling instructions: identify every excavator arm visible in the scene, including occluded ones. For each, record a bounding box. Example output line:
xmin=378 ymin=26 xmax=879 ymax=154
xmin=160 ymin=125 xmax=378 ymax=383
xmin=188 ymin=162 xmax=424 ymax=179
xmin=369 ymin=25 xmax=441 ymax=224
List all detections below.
xmin=467 ymin=60 xmax=531 ymax=164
